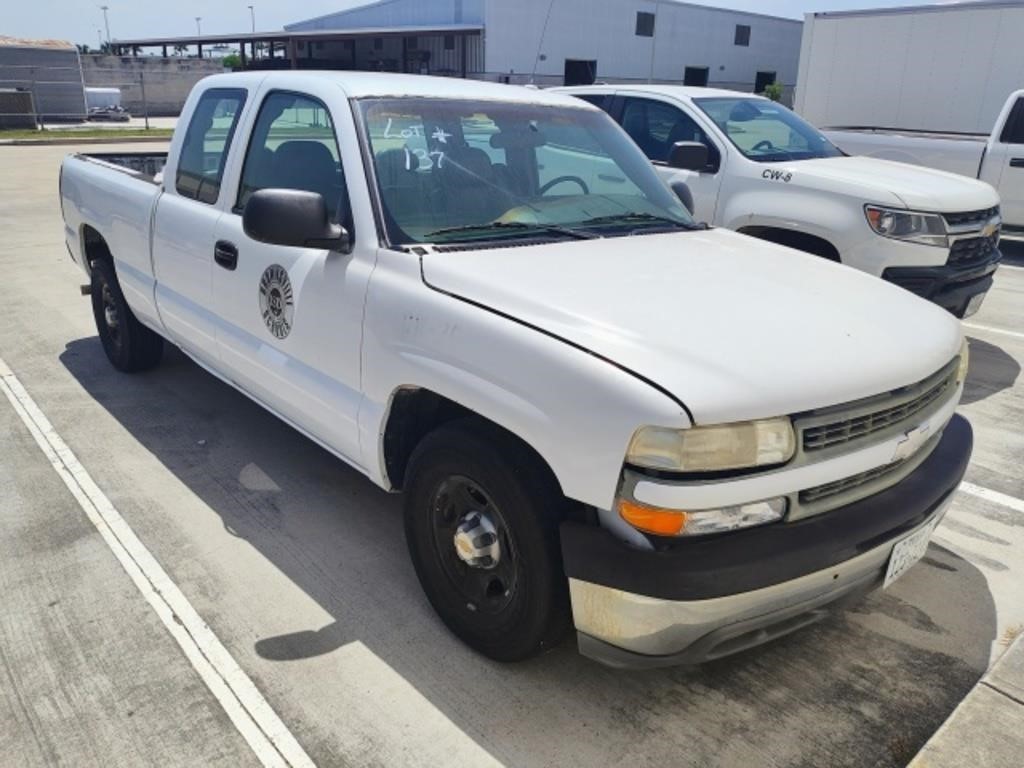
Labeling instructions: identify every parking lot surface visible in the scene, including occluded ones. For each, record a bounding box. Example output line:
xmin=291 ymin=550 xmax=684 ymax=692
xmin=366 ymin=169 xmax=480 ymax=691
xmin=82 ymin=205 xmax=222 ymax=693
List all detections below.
xmin=2 ymin=142 xmax=1023 ymax=767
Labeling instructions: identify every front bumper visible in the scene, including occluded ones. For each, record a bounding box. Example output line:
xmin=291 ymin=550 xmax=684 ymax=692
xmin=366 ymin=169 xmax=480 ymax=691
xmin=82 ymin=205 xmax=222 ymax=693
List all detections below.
xmin=560 ymin=414 xmax=972 ymax=668
xmin=883 ymin=249 xmax=1001 ymax=318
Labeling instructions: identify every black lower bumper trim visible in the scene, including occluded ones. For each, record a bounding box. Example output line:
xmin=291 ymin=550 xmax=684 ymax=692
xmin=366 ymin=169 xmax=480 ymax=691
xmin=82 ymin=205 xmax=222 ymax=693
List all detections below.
xmin=883 ymin=252 xmax=1000 ymax=317
xmin=560 ymin=414 xmax=972 ymax=602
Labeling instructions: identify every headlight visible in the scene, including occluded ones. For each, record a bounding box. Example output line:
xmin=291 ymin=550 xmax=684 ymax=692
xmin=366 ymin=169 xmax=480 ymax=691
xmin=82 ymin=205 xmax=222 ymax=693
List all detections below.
xmin=618 ymin=497 xmax=787 ymax=537
xmin=626 ymin=418 xmax=796 ymax=473
xmin=956 ymin=339 xmax=970 ymax=386
xmin=865 ymin=205 xmax=948 ymax=248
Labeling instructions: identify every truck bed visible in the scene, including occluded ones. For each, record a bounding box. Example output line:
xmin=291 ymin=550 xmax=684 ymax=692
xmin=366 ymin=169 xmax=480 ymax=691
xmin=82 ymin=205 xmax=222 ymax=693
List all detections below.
xmin=75 ymin=151 xmax=168 ymax=184
xmin=823 ymin=128 xmax=986 ymax=181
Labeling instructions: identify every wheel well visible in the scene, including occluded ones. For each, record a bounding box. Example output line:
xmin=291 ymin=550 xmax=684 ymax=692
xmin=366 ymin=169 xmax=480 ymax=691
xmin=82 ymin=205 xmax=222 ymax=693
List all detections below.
xmin=82 ymin=225 xmax=113 ymax=272
xmin=382 ymin=389 xmax=565 ymax=502
xmin=739 ymin=226 xmax=841 ymax=262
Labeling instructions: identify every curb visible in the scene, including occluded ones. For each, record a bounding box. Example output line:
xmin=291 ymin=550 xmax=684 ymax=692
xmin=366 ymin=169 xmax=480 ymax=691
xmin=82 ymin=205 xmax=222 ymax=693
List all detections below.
xmin=909 ymin=632 xmax=1024 ymax=767
xmin=0 ymin=135 xmax=172 ymax=147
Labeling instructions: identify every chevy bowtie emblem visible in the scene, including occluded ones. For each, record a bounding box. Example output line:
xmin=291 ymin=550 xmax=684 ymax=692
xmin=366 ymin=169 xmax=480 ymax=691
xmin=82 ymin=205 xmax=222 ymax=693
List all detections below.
xmin=982 ymin=217 xmax=1001 ymax=239
xmin=893 ymin=423 xmax=931 ymax=462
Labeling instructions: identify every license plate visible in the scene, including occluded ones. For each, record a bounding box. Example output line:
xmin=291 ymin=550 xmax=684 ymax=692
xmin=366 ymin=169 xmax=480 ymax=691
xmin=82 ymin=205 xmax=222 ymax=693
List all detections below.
xmin=883 ymin=520 xmax=938 ymax=589
xmin=963 ymin=293 xmax=985 ymax=318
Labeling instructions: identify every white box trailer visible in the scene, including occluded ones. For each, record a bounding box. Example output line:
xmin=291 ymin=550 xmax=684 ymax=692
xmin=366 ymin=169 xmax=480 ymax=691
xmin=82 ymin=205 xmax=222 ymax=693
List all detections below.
xmin=794 ymin=1 xmax=1024 ymax=135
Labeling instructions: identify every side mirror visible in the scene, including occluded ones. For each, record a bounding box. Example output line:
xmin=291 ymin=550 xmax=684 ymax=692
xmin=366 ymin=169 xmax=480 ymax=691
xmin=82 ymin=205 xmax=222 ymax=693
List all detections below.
xmin=667 ymin=141 xmax=709 ymax=172
xmin=243 ymin=188 xmax=351 ymax=252
xmin=670 ymin=181 xmax=695 ymax=216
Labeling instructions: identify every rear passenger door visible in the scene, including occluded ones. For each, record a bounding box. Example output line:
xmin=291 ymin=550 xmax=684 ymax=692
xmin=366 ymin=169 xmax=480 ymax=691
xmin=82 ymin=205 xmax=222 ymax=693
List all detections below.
xmin=210 ymin=86 xmax=370 ymax=464
xmin=611 ymin=95 xmax=725 ymax=223
xmin=152 ymin=87 xmax=247 ymax=367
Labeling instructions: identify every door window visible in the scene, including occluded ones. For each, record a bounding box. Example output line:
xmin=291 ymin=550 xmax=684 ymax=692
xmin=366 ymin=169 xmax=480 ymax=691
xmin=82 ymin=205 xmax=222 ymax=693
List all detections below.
xmin=237 ymin=91 xmax=349 ymax=225
xmin=999 ymin=97 xmax=1024 ymax=144
xmin=620 ymin=97 xmax=719 ymax=170
xmin=175 ymin=88 xmax=247 ymax=204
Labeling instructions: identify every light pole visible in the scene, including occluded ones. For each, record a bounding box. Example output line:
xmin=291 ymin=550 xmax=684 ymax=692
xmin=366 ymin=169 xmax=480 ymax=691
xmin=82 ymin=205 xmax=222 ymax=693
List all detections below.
xmin=97 ymin=29 xmax=103 ymax=51
xmin=99 ymin=5 xmax=111 ymax=44
xmin=195 ymin=17 xmax=202 ymax=36
xmin=247 ymin=5 xmax=255 ymax=34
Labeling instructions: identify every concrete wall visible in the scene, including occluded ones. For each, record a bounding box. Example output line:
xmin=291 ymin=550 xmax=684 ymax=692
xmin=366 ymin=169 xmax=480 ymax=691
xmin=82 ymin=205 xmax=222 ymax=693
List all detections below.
xmin=80 ymin=55 xmax=224 ymax=117
xmin=795 ymin=3 xmax=1024 ymax=133
xmin=483 ymin=0 xmax=802 ymax=91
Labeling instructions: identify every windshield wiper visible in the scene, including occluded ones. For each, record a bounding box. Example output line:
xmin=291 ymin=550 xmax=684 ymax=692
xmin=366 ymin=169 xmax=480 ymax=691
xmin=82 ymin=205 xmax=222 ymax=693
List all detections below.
xmin=575 ymin=212 xmax=699 ymax=232
xmin=426 ymin=221 xmax=596 ymax=241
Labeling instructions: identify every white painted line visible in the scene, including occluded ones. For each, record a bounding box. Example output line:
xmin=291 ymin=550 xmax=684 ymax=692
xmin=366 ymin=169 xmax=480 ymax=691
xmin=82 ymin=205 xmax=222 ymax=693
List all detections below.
xmin=960 ymin=481 xmax=1024 ymax=515
xmin=963 ymin=322 xmax=1024 ymax=341
xmin=0 ymin=360 xmax=314 ymax=768
xmin=999 ymin=263 xmax=1024 ymax=272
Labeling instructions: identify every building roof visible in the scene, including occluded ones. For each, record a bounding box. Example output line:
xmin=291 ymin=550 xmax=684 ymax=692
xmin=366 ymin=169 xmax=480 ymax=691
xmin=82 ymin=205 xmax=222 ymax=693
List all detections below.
xmin=0 ymin=35 xmax=75 ymax=50
xmin=111 ymin=24 xmax=482 ymax=48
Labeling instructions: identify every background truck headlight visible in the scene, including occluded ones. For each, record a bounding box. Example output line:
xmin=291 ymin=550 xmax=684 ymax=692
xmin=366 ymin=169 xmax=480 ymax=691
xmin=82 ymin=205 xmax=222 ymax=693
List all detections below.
xmin=865 ymin=205 xmax=948 ymax=248
xmin=626 ymin=418 xmax=795 ymax=473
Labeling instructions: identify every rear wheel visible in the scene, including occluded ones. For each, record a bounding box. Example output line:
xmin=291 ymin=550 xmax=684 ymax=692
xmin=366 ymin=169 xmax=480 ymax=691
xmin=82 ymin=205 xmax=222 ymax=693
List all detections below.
xmin=90 ymin=259 xmax=163 ymax=372
xmin=403 ymin=419 xmax=570 ymax=661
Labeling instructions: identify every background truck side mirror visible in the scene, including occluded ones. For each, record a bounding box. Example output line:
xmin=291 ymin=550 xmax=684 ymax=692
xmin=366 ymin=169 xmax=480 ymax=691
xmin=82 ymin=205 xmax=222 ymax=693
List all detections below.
xmin=668 ymin=141 xmax=710 ymax=172
xmin=243 ymin=188 xmax=351 ymax=252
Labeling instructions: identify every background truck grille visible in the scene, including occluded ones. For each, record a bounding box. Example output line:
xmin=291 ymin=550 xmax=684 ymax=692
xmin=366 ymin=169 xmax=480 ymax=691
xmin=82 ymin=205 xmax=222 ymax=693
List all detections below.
xmin=943 ymin=206 xmax=999 ymax=229
xmin=948 ymin=234 xmax=999 ymax=268
xmin=799 ymin=361 xmax=957 ymax=452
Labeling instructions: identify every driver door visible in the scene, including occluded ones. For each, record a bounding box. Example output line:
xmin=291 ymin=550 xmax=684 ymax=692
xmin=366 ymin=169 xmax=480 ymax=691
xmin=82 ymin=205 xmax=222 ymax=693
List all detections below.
xmin=614 ymin=96 xmax=725 ymax=223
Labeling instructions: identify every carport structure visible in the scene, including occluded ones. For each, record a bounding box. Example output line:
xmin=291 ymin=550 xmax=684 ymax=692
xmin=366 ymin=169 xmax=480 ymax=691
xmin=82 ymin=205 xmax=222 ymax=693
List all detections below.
xmin=109 ymin=25 xmax=483 ymax=79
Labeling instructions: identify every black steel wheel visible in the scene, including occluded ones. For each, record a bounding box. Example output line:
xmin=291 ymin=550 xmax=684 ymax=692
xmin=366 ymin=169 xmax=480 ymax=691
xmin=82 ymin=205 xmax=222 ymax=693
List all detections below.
xmin=90 ymin=259 xmax=164 ymax=372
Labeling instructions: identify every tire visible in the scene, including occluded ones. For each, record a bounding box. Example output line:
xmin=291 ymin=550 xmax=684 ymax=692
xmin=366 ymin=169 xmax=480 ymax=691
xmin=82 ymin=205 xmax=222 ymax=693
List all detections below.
xmin=403 ymin=419 xmax=571 ymax=662
xmin=90 ymin=259 xmax=164 ymax=372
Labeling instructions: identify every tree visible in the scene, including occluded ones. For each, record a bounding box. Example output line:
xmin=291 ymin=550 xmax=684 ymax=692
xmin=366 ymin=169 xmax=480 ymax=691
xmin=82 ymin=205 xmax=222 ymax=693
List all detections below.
xmin=222 ymin=52 xmax=242 ymax=69
xmin=762 ymin=82 xmax=784 ymax=102
xmin=76 ymin=43 xmax=92 ymax=54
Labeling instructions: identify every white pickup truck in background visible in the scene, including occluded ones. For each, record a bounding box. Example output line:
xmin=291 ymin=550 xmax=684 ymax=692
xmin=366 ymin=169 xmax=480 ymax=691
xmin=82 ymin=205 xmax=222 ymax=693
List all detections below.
xmin=558 ymin=84 xmax=1004 ymax=318
xmin=60 ymin=72 xmax=972 ymax=669
xmin=824 ymin=90 xmax=1024 ymax=240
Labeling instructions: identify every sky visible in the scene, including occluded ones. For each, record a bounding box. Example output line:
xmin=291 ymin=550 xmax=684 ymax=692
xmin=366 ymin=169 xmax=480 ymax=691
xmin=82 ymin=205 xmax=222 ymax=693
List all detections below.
xmin=5 ymin=0 xmax=957 ymax=48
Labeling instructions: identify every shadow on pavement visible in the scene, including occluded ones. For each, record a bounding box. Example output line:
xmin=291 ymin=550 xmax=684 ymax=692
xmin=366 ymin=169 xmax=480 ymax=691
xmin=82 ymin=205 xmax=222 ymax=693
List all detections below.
xmin=60 ymin=338 xmax=997 ymax=768
xmin=961 ymin=336 xmax=1020 ymax=405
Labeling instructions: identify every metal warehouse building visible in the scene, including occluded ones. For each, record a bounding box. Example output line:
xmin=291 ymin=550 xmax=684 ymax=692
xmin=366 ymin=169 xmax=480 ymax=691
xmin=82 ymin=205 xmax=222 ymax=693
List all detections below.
xmin=0 ymin=36 xmax=86 ymax=121
xmin=284 ymin=0 xmax=803 ymax=94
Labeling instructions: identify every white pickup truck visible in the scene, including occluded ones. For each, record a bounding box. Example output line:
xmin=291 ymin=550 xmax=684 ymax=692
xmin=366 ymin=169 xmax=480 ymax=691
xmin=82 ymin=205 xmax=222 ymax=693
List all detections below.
xmin=823 ymin=90 xmax=1024 ymax=240
xmin=61 ymin=72 xmax=972 ymax=669
xmin=558 ymin=84 xmax=1003 ymax=318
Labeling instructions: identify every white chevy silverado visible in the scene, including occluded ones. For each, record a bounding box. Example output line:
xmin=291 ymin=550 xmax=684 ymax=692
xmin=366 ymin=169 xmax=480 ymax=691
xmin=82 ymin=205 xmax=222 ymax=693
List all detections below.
xmin=61 ymin=72 xmax=972 ymax=668
xmin=558 ymin=84 xmax=1003 ymax=318
xmin=823 ymin=90 xmax=1024 ymax=239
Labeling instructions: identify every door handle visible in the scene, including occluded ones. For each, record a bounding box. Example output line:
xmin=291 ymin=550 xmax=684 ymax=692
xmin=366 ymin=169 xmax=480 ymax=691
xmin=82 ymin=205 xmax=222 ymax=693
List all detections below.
xmin=1010 ymin=158 xmax=1024 ymax=168
xmin=214 ymin=240 xmax=238 ymax=270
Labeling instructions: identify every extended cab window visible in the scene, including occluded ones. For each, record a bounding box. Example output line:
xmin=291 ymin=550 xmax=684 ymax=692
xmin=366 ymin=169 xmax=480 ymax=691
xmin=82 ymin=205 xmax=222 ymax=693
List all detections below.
xmin=620 ymin=97 xmax=719 ymax=169
xmin=237 ymin=92 xmax=348 ymax=224
xmin=999 ymin=97 xmax=1024 ymax=144
xmin=176 ymin=88 xmax=246 ymax=204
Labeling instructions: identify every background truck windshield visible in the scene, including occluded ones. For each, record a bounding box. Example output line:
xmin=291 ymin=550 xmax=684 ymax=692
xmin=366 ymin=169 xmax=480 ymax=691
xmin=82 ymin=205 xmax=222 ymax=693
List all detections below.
xmin=694 ymin=97 xmax=843 ymax=163
xmin=358 ymin=98 xmax=695 ymax=245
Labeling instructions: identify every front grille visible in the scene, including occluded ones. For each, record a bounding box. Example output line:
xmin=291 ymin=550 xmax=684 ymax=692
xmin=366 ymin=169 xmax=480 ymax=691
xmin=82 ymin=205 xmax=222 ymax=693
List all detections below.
xmin=943 ymin=206 xmax=999 ymax=229
xmin=800 ymin=458 xmax=908 ymax=504
xmin=948 ymin=234 xmax=999 ymax=267
xmin=800 ymin=362 xmax=956 ymax=452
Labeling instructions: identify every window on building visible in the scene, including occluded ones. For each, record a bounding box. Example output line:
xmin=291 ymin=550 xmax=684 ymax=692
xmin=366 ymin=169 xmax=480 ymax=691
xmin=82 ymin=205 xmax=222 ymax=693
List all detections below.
xmin=635 ymin=11 xmax=655 ymax=37
xmin=237 ymin=91 xmax=348 ymax=225
xmin=734 ymin=24 xmax=751 ymax=46
xmin=754 ymin=71 xmax=776 ymax=94
xmin=373 ymin=37 xmax=383 ymax=50
xmin=564 ymin=59 xmax=598 ymax=86
xmin=684 ymin=67 xmax=709 ymax=87
xmin=444 ymin=34 xmax=455 ymax=50
xmin=176 ymin=88 xmax=247 ymax=204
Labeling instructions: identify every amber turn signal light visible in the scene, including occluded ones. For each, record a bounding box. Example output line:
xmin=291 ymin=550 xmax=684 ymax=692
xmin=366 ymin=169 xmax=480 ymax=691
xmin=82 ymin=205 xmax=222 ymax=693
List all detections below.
xmin=618 ymin=499 xmax=688 ymax=536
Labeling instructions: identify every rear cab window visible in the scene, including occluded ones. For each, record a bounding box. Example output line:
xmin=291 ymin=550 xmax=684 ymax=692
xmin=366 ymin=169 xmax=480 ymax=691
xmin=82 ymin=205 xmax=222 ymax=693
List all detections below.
xmin=175 ymin=88 xmax=247 ymax=204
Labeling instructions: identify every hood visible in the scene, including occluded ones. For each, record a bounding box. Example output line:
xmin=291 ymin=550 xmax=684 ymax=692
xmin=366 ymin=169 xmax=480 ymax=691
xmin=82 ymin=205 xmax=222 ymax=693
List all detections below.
xmin=421 ymin=229 xmax=962 ymax=425
xmin=781 ymin=156 xmax=1000 ymax=212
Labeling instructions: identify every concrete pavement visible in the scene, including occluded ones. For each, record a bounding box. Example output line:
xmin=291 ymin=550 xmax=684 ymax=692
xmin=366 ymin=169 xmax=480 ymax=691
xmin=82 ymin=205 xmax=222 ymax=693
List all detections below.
xmin=1 ymin=141 xmax=1023 ymax=767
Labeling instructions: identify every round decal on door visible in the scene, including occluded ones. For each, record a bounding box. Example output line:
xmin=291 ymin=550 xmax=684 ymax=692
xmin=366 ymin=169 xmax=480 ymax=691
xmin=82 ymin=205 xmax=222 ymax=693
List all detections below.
xmin=258 ymin=264 xmax=294 ymax=340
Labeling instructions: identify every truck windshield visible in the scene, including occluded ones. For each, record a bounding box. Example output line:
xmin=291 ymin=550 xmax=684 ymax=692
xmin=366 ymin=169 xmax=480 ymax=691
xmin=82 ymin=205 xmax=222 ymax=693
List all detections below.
xmin=357 ymin=98 xmax=696 ymax=245
xmin=693 ymin=97 xmax=843 ymax=163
